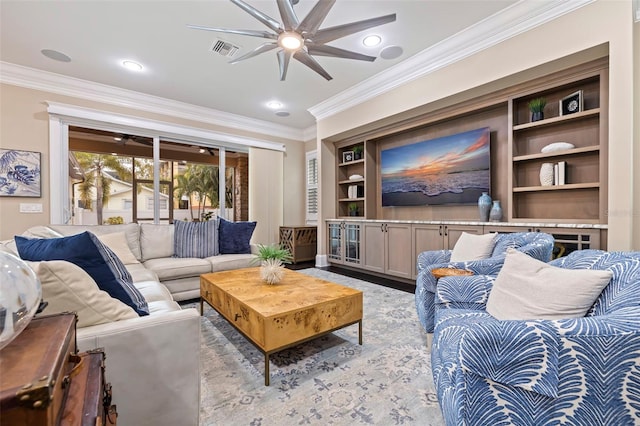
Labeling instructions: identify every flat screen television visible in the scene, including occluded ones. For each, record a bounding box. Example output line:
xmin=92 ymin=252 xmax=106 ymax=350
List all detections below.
xmin=381 ymin=127 xmax=490 ymax=207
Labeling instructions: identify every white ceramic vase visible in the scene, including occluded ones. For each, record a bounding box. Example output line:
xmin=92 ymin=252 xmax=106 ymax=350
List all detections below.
xmin=539 ymin=163 xmax=554 ymax=186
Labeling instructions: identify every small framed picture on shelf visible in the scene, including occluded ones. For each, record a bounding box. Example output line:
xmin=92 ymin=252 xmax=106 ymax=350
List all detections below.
xmin=342 ymin=151 xmax=354 ymax=163
xmin=560 ymin=90 xmax=583 ymax=116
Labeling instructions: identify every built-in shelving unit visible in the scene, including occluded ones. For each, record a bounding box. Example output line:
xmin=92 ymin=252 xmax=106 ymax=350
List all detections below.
xmin=336 ymin=141 xmax=375 ymax=219
xmin=508 ymin=61 xmax=608 ymax=223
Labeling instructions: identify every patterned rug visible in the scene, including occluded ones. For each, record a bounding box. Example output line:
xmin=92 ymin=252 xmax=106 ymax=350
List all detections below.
xmin=188 ymin=268 xmax=444 ymax=425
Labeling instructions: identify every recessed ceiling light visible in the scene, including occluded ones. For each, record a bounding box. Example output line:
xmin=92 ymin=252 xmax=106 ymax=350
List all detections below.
xmin=122 ymin=60 xmax=143 ymax=71
xmin=275 ymin=111 xmax=290 ymax=117
xmin=199 ymin=148 xmax=206 ymax=154
xmin=113 ymin=136 xmax=122 ymax=141
xmin=363 ymin=35 xmax=382 ymax=47
xmin=266 ymin=101 xmax=283 ymax=109
xmin=111 ymin=153 xmax=118 ymax=156
xmin=41 ymin=49 xmax=71 ymax=62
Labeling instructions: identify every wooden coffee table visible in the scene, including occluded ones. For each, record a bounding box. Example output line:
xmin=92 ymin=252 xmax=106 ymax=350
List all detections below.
xmin=200 ymin=268 xmax=363 ymax=385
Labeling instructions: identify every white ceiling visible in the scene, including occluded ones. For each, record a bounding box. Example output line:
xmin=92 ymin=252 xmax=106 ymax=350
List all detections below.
xmin=1 ymin=0 xmax=519 ymax=130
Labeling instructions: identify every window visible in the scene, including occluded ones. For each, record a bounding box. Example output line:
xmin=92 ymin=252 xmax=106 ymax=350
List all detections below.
xmin=306 ymin=150 xmax=318 ymax=224
xmin=123 ymin=199 xmax=132 ymax=210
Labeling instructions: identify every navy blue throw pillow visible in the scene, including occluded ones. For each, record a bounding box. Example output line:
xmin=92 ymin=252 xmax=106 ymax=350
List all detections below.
xmin=218 ymin=218 xmax=256 ymax=254
xmin=15 ymin=232 xmax=149 ymax=316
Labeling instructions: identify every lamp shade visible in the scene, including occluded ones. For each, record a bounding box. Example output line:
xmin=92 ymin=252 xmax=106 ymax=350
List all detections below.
xmin=0 ymin=252 xmax=42 ymax=350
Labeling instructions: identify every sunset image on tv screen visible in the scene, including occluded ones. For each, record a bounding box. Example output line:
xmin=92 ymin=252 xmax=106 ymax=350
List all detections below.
xmin=381 ymin=127 xmax=490 ymax=207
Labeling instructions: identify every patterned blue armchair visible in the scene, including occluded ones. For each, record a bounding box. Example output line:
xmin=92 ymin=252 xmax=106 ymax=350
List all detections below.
xmin=415 ymin=232 xmax=554 ymax=333
xmin=431 ymin=250 xmax=640 ymax=426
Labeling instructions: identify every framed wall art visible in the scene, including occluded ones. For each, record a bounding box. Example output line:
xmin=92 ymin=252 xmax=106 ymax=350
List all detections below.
xmin=0 ymin=149 xmax=42 ymax=197
xmin=342 ymin=151 xmax=354 ymax=163
xmin=560 ymin=90 xmax=583 ymax=116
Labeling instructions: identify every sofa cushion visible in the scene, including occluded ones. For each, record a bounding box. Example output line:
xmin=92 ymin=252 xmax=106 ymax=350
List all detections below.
xmin=486 ymin=249 xmax=613 ymax=320
xmin=143 ymin=257 xmax=211 ymax=281
xmin=140 ymin=224 xmax=174 ymax=260
xmin=146 ymin=299 xmax=182 ymax=314
xmin=125 ymin=263 xmax=159 ymax=283
xmin=29 ymin=260 xmax=137 ymax=327
xmin=218 ymin=218 xmax=256 ymax=254
xmin=97 ymin=232 xmax=140 ymax=264
xmin=47 ymin=224 xmax=141 ymax=260
xmin=173 ymin=219 xmax=219 ymax=258
xmin=207 ymin=253 xmax=254 ymax=272
xmin=450 ymin=232 xmax=497 ymax=262
xmin=15 ymin=232 xmax=149 ymax=316
xmin=134 ymin=280 xmax=174 ymax=303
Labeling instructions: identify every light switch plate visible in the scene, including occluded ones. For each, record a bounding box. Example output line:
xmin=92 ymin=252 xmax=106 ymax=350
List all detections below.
xmin=19 ymin=203 xmax=43 ymax=213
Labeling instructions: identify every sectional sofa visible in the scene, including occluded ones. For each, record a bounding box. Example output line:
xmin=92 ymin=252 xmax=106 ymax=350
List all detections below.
xmin=1 ymin=222 xmax=257 ymax=426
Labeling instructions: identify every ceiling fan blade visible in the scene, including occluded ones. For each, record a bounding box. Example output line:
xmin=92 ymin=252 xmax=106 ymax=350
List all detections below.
xmin=307 ymin=45 xmax=376 ymax=62
xmin=293 ymin=50 xmax=332 ymax=81
xmin=230 ymin=0 xmax=283 ymax=34
xmin=312 ymin=13 xmax=396 ymax=44
xmin=186 ymin=24 xmax=277 ymax=40
xmin=229 ymin=42 xmax=279 ymax=64
xmin=296 ymin=0 xmax=336 ymax=34
xmin=276 ymin=0 xmax=299 ymax=31
xmin=277 ymin=50 xmax=293 ymax=81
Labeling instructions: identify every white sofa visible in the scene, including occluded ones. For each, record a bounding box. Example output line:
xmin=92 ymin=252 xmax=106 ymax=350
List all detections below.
xmin=2 ymin=222 xmax=257 ymax=426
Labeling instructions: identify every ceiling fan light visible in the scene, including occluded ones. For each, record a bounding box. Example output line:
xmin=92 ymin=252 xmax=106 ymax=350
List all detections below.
xmin=363 ymin=35 xmax=382 ymax=47
xmin=279 ymin=32 xmax=303 ymax=50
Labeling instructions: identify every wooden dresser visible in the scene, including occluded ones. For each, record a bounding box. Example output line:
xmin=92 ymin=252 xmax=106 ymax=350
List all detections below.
xmin=0 ymin=313 xmax=116 ymax=425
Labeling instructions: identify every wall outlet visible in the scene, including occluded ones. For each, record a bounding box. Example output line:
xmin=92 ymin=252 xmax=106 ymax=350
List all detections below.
xmin=19 ymin=203 xmax=43 ymax=213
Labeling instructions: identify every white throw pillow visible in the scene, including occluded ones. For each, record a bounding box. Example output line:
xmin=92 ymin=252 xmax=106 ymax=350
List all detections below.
xmin=486 ymin=249 xmax=613 ymax=320
xmin=449 ymin=232 xmax=497 ymax=262
xmin=30 ymin=260 xmax=138 ymax=327
xmin=97 ymin=232 xmax=140 ymax=264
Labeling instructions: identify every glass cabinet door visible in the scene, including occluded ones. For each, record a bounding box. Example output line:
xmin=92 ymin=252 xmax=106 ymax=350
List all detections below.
xmin=344 ymin=223 xmax=361 ymax=264
xmin=328 ymin=223 xmax=342 ymax=261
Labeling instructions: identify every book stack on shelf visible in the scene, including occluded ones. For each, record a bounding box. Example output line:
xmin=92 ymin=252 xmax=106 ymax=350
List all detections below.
xmin=553 ymin=161 xmax=566 ymax=185
xmin=348 ymin=185 xmax=364 ymax=199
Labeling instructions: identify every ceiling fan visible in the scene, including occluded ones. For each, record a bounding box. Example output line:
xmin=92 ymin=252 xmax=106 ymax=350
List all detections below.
xmin=188 ymin=0 xmax=396 ymax=81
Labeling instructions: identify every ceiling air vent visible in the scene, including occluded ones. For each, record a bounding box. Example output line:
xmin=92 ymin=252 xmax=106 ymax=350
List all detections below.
xmin=210 ymin=39 xmax=240 ymax=58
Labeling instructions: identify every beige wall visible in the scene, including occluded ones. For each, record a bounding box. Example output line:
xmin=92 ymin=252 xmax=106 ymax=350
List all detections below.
xmin=316 ymin=0 xmax=637 ymax=253
xmin=0 ymin=83 xmax=305 ymax=241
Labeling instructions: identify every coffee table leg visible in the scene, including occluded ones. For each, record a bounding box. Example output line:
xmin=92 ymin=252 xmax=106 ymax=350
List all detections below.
xmin=200 ymin=298 xmax=203 ymax=316
xmin=265 ymin=353 xmax=270 ymax=386
xmin=358 ymin=320 xmax=363 ymax=345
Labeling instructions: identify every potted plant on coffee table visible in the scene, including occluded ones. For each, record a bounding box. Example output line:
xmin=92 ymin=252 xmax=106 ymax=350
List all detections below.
xmin=252 ymin=244 xmax=292 ymax=284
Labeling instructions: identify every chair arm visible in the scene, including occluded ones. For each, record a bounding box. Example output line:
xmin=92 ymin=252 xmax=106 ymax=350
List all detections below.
xmin=457 ymin=308 xmax=640 ymax=399
xmin=77 ymin=308 xmax=201 ymax=426
xmin=436 ymin=274 xmax=495 ymax=305
xmin=417 ymin=250 xmax=451 ymax=272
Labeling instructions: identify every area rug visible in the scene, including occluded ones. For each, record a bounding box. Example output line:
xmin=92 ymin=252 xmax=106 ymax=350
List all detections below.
xmin=188 ymin=268 xmax=444 ymax=425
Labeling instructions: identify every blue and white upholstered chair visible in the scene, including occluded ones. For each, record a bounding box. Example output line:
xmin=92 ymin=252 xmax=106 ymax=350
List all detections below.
xmin=431 ymin=249 xmax=640 ymax=426
xmin=415 ymin=232 xmax=554 ymax=333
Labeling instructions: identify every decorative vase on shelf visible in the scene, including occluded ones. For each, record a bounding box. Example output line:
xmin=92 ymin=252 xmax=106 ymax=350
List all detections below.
xmin=539 ymin=162 xmax=554 ymax=186
xmin=478 ymin=192 xmax=492 ymax=222
xmin=489 ymin=200 xmax=503 ymax=222
xmin=531 ymin=111 xmax=544 ymax=122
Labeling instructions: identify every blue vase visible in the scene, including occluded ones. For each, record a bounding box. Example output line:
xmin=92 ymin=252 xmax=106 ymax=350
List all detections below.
xmin=489 ymin=200 xmax=503 ymax=222
xmin=478 ymin=192 xmax=492 ymax=222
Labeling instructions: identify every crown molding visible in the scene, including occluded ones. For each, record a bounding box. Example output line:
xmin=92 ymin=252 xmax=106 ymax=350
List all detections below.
xmin=302 ymin=125 xmax=317 ymax=142
xmin=308 ymin=0 xmax=595 ymax=121
xmin=0 ymin=61 xmax=306 ymax=142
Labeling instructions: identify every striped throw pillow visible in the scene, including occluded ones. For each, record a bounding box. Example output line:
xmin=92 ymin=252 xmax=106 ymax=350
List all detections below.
xmin=173 ymin=219 xmax=219 ymax=258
